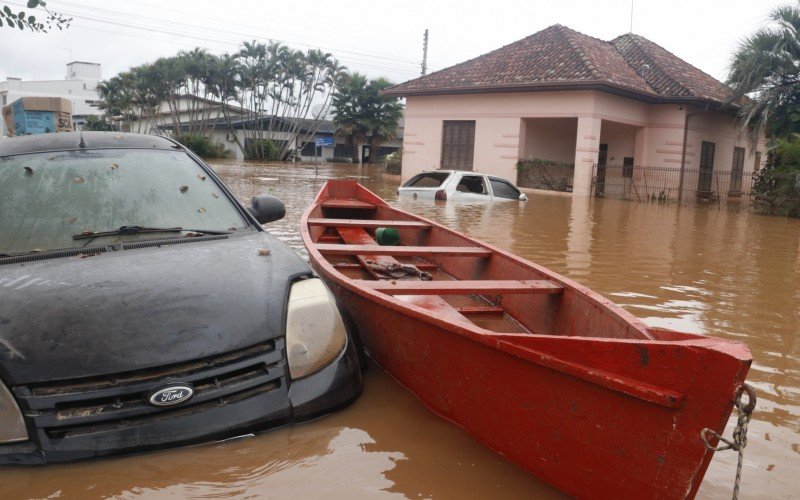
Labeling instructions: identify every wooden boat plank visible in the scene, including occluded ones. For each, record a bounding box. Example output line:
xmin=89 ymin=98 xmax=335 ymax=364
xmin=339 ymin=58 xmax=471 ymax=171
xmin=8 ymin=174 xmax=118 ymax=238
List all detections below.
xmin=361 ymin=279 xmax=564 ymax=295
xmin=309 ymin=218 xmax=430 ymax=229
xmin=457 ymin=306 xmax=506 ymax=315
xmin=317 ymin=244 xmax=492 ymax=257
xmin=320 ymin=199 xmax=377 ymax=210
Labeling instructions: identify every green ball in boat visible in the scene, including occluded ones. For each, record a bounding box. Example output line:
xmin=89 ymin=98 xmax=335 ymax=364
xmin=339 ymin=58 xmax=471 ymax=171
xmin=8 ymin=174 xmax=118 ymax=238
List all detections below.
xmin=376 ymin=227 xmax=399 ymax=246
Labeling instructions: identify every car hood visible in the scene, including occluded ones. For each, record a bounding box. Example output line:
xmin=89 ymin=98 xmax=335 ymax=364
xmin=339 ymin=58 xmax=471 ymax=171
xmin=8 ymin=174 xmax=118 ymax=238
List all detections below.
xmin=0 ymin=232 xmax=310 ymax=385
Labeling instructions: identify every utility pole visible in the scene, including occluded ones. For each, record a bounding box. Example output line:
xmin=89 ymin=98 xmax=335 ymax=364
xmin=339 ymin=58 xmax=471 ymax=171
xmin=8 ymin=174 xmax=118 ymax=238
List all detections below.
xmin=629 ymin=0 xmax=634 ymax=33
xmin=421 ymin=29 xmax=429 ymax=76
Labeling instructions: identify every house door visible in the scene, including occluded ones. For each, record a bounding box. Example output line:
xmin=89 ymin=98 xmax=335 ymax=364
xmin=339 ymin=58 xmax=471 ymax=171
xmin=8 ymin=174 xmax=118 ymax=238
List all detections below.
xmin=441 ymin=120 xmax=475 ymax=171
xmin=595 ymin=144 xmax=608 ymax=196
xmin=698 ymin=141 xmax=715 ymax=193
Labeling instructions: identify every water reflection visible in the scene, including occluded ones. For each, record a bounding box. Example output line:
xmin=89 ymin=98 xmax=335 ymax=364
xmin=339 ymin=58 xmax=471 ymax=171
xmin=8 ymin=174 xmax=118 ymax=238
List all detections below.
xmin=1 ymin=160 xmax=797 ymax=499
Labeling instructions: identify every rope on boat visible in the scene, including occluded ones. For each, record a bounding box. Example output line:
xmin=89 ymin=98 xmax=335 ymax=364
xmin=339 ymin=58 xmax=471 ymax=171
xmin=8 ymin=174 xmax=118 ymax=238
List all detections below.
xmin=365 ymin=260 xmax=432 ymax=281
xmin=700 ymin=383 xmax=756 ymax=500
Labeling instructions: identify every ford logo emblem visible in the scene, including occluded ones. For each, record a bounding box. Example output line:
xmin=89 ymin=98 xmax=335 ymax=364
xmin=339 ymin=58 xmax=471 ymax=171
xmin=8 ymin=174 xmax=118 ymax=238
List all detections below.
xmin=148 ymin=384 xmax=194 ymax=407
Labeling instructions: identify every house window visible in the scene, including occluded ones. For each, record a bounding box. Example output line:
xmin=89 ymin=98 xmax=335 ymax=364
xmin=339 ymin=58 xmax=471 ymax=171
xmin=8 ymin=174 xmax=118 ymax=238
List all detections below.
xmin=753 ymin=152 xmax=762 ymax=172
xmin=730 ymin=147 xmax=745 ymax=193
xmin=698 ymin=141 xmax=715 ymax=193
xmin=441 ymin=120 xmax=475 ymax=171
xmin=300 ymin=141 xmax=316 ymax=156
xmin=622 ymin=157 xmax=634 ymax=178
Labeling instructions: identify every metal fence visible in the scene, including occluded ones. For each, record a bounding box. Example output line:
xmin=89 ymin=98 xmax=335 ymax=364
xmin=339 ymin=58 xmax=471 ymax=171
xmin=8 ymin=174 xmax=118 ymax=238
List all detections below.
xmin=516 ymin=160 xmax=575 ymax=192
xmin=591 ymin=164 xmax=755 ymax=209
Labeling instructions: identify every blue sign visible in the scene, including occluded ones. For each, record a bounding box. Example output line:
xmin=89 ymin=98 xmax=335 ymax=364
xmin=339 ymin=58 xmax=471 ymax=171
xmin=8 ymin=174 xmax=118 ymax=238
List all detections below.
xmin=315 ymin=136 xmax=334 ymax=147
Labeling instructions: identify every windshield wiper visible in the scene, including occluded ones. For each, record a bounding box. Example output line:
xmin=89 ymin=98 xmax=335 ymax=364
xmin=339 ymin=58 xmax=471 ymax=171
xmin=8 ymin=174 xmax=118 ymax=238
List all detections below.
xmin=72 ymin=225 xmax=232 ymax=240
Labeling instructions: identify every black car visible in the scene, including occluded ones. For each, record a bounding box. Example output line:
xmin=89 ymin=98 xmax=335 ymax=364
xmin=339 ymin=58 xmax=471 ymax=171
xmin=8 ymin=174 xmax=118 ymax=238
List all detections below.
xmin=0 ymin=132 xmax=362 ymax=464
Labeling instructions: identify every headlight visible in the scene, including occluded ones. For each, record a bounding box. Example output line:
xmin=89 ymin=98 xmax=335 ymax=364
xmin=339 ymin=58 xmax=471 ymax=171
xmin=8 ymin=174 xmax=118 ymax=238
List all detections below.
xmin=0 ymin=382 xmax=27 ymax=443
xmin=286 ymin=278 xmax=346 ymax=380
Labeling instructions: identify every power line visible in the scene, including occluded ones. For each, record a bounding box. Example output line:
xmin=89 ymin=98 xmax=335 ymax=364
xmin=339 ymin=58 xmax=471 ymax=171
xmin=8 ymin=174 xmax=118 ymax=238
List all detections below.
xmin=37 ymin=0 xmax=420 ymax=66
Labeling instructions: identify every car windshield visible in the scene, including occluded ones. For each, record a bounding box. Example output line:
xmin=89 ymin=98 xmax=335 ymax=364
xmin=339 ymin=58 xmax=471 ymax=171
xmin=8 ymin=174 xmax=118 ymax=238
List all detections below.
xmin=403 ymin=172 xmax=450 ymax=188
xmin=0 ymin=148 xmax=249 ymax=255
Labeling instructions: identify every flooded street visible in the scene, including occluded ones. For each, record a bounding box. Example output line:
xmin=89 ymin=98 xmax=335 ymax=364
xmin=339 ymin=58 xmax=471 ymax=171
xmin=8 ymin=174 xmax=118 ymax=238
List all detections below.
xmin=2 ymin=160 xmax=798 ymax=499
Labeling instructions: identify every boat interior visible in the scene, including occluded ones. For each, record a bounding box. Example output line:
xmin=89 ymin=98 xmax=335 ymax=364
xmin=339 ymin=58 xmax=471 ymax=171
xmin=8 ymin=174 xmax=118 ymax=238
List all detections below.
xmin=306 ymin=182 xmax=654 ymax=341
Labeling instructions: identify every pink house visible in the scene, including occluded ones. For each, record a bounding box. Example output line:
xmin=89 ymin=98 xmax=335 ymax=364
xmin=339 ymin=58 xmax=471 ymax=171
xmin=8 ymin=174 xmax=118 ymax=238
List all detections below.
xmin=384 ymin=25 xmax=765 ymax=200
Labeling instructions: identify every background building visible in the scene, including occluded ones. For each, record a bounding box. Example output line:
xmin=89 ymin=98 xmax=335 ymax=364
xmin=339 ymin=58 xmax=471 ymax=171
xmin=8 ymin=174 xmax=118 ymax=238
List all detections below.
xmin=385 ymin=25 xmax=767 ymax=201
xmin=1 ymin=62 xmax=103 ymax=136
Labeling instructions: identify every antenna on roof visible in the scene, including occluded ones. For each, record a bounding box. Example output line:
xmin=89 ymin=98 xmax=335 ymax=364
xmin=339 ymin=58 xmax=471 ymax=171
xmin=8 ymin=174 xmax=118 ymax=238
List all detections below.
xmin=629 ymin=0 xmax=634 ymax=33
xmin=78 ymin=131 xmax=86 ymax=148
xmin=421 ymin=29 xmax=429 ymax=76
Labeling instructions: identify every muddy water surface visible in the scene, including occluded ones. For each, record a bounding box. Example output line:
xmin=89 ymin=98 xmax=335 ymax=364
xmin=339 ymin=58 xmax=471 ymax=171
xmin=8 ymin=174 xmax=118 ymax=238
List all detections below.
xmin=1 ymin=161 xmax=797 ymax=499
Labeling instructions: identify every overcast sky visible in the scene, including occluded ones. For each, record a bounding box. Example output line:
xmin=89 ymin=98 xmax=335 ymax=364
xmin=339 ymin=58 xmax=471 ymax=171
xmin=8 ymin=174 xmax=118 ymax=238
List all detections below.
xmin=0 ymin=0 xmax=789 ymax=86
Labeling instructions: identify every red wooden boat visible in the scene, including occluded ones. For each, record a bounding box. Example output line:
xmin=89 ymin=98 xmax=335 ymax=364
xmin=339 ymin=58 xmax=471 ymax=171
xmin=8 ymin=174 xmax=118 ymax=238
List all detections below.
xmin=300 ymin=180 xmax=752 ymax=498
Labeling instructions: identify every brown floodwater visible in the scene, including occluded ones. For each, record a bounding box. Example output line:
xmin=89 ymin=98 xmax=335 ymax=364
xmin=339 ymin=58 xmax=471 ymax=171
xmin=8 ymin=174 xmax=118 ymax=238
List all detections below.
xmin=1 ymin=160 xmax=797 ymax=499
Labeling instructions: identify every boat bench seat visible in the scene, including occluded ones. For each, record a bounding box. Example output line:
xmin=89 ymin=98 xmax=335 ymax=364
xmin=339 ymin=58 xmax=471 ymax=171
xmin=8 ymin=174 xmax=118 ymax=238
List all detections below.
xmin=316 ymin=244 xmax=492 ymax=257
xmin=359 ymin=280 xmax=564 ymax=295
xmin=308 ymin=218 xmax=430 ymax=229
xmin=332 ymin=226 xmax=473 ymax=322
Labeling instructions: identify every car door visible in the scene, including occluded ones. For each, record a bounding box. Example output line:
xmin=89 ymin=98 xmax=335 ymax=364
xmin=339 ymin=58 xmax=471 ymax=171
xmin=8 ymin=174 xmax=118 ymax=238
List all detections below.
xmin=451 ymin=173 xmax=491 ymax=201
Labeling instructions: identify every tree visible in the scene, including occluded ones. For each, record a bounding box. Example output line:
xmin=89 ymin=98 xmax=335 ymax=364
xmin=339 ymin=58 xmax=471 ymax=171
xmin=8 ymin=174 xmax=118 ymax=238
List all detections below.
xmin=332 ymin=73 xmax=402 ymax=163
xmin=0 ymin=1 xmax=70 ymax=32
xmin=364 ymin=77 xmax=403 ymax=163
xmin=332 ymin=72 xmax=370 ymax=163
xmin=81 ymin=115 xmax=113 ymax=131
xmin=727 ymin=3 xmax=800 ymax=144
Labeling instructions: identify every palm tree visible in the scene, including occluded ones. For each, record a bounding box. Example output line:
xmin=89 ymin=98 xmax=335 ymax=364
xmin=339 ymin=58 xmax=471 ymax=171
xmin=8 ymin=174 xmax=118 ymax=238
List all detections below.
xmin=364 ymin=77 xmax=403 ymax=163
xmin=728 ymin=3 xmax=800 ymax=144
xmin=332 ymin=72 xmax=370 ymax=163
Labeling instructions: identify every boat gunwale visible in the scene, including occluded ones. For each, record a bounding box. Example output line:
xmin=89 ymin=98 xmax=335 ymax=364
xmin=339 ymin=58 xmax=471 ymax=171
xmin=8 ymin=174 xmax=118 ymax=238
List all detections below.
xmin=299 ymin=181 xmax=751 ymax=406
xmin=300 ymin=181 xmax=655 ymax=339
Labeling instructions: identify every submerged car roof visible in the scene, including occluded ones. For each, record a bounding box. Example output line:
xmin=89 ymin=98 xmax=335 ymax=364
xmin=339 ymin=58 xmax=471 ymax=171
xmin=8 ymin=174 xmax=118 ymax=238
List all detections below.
xmin=0 ymin=132 xmax=180 ymax=157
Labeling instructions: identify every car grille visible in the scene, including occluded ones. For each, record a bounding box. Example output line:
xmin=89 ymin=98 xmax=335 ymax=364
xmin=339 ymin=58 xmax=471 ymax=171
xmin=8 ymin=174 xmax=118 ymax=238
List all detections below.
xmin=13 ymin=340 xmax=285 ymax=439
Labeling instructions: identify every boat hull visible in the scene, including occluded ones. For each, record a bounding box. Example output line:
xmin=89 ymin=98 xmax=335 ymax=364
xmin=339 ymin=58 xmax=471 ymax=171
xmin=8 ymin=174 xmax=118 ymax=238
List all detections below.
xmin=316 ymin=278 xmax=748 ymax=499
xmin=301 ymin=181 xmax=751 ymax=499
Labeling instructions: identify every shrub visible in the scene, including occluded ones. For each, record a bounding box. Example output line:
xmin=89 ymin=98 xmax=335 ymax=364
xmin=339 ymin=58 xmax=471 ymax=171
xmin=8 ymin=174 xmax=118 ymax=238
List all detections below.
xmin=326 ymin=156 xmax=354 ymax=163
xmin=176 ymin=134 xmax=230 ymax=159
xmin=81 ymin=115 xmax=113 ymax=131
xmin=752 ymin=136 xmax=800 ymax=217
xmin=515 ymin=158 xmax=575 ymax=192
xmin=383 ymin=149 xmax=402 ymax=175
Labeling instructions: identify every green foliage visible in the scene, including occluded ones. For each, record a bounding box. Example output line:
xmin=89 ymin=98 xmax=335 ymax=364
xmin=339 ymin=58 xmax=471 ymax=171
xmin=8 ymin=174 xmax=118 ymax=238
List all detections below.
xmin=515 ymin=158 xmax=575 ymax=192
xmin=81 ymin=115 xmax=113 ymax=132
xmin=515 ymin=158 xmax=574 ymax=171
xmin=384 ymin=149 xmax=402 ymax=175
xmin=727 ymin=4 xmax=800 ymax=144
xmin=325 ymin=156 xmax=354 ymax=163
xmin=176 ymin=134 xmax=230 ymax=159
xmin=244 ymin=139 xmax=281 ymax=161
xmin=332 ymin=73 xmax=402 ymax=163
xmin=98 ymin=41 xmax=344 ymax=159
xmin=752 ymin=135 xmax=800 ymax=217
xmin=0 ymin=1 xmax=70 ymax=32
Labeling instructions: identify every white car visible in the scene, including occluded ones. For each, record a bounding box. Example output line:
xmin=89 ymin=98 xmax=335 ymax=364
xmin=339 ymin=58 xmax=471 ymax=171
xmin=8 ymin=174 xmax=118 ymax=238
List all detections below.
xmin=398 ymin=170 xmax=528 ymax=201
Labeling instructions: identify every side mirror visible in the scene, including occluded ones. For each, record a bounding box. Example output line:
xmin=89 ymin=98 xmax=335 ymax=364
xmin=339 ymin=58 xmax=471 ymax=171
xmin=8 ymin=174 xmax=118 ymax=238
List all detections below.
xmin=249 ymin=194 xmax=286 ymax=224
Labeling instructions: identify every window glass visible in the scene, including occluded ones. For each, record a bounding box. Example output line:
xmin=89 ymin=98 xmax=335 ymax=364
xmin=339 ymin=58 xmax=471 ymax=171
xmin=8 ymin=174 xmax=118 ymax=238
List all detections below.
xmin=456 ymin=175 xmax=488 ymax=195
xmin=403 ymin=172 xmax=449 ymax=188
xmin=489 ymin=178 xmax=521 ymax=199
xmin=0 ymin=149 xmax=248 ymax=255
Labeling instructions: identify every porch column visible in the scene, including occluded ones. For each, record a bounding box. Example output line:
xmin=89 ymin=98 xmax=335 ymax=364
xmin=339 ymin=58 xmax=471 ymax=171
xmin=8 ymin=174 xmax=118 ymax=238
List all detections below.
xmin=572 ymin=116 xmax=602 ymax=196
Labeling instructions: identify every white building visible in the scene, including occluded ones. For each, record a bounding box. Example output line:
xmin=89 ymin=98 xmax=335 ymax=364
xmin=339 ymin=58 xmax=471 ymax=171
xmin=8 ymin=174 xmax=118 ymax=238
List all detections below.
xmin=1 ymin=62 xmax=103 ymax=135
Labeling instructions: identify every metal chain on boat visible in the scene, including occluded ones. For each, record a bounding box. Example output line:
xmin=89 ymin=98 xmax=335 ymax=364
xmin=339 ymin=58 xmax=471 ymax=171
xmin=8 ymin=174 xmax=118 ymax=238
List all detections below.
xmin=700 ymin=383 xmax=756 ymax=500
xmin=365 ymin=260 xmax=432 ymax=281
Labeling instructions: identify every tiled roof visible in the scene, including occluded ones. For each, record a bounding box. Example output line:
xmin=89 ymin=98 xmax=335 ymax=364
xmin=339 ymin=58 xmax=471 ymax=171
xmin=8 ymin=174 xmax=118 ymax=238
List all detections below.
xmin=610 ymin=34 xmax=732 ymax=103
xmin=384 ymin=24 xmax=732 ymax=105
